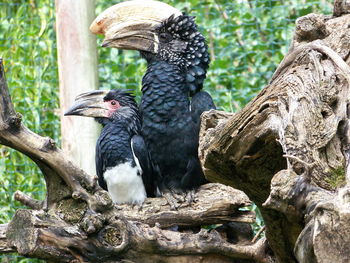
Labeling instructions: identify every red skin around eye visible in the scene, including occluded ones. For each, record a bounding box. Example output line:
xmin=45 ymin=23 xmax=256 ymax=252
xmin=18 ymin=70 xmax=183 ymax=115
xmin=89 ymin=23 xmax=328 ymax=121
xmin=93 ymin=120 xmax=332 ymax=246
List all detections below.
xmin=105 ymin=100 xmax=120 ymax=117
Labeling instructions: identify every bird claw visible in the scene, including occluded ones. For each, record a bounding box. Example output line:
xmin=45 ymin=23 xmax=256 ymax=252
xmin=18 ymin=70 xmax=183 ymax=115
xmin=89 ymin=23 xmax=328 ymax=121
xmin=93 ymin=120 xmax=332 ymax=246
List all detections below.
xmin=137 ymin=203 xmax=144 ymax=212
xmin=163 ymin=192 xmax=182 ymax=210
xmin=184 ymin=189 xmax=196 ymax=205
xmin=175 ymin=193 xmax=185 ymax=202
xmin=131 ymin=202 xmax=144 ymax=212
xmin=114 ymin=204 xmax=123 ymax=210
xmin=163 ymin=189 xmax=197 ymax=210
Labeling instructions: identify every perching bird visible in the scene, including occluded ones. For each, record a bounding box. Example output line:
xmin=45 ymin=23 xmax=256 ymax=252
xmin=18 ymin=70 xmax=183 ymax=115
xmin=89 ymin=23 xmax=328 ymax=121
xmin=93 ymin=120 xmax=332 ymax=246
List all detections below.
xmin=65 ymin=90 xmax=156 ymax=204
xmin=90 ymin=1 xmax=216 ymax=206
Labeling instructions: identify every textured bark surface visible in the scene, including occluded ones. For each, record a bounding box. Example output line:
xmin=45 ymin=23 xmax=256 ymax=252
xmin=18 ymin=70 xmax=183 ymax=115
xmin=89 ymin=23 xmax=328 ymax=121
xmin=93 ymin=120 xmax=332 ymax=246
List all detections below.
xmin=0 ymin=224 xmax=13 ymax=253
xmin=4 ymin=208 xmax=266 ymax=263
xmin=115 ymin=183 xmax=255 ymax=228
xmin=200 ymin=1 xmax=350 ymax=262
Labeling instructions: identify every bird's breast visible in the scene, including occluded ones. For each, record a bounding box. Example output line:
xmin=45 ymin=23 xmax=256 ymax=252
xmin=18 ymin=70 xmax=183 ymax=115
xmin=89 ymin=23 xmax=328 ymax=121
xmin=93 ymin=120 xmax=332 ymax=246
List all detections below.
xmin=103 ymin=162 xmax=146 ymax=204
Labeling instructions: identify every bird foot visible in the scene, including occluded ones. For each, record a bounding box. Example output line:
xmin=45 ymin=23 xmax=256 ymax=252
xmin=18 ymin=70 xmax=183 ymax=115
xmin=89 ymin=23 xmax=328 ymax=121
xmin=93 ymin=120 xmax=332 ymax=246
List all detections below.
xmin=184 ymin=189 xmax=197 ymax=205
xmin=163 ymin=192 xmax=183 ymax=210
xmin=137 ymin=203 xmax=144 ymax=212
xmin=114 ymin=204 xmax=123 ymax=210
xmin=131 ymin=202 xmax=144 ymax=212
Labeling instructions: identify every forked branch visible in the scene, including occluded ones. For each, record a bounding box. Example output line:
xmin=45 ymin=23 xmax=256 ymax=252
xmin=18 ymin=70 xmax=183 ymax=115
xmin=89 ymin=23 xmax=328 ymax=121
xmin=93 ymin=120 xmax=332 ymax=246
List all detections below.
xmin=0 ymin=58 xmax=267 ymax=262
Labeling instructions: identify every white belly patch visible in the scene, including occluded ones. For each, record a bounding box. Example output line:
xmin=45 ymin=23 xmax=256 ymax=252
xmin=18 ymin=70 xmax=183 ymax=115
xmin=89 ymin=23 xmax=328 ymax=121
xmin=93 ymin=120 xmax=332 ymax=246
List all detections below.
xmin=103 ymin=162 xmax=146 ymax=204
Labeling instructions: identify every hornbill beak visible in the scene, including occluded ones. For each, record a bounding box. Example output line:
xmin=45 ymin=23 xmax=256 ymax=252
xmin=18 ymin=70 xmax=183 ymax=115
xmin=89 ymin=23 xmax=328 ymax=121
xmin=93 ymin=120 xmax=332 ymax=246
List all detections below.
xmin=64 ymin=90 xmax=110 ymax=118
xmin=89 ymin=0 xmax=181 ymax=53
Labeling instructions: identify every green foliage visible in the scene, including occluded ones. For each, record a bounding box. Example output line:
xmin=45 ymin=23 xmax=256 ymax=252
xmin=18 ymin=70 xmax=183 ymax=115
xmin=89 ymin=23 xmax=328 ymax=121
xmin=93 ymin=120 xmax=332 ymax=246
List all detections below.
xmin=239 ymin=204 xmax=264 ymax=235
xmin=0 ymin=0 xmax=55 ymax=204
xmin=0 ymin=0 xmax=333 ymax=262
xmin=0 ymin=0 xmax=57 ymax=220
xmin=0 ymin=1 xmax=56 ymax=261
xmin=325 ymin=166 xmax=346 ymax=189
xmin=97 ymin=0 xmax=333 ymax=111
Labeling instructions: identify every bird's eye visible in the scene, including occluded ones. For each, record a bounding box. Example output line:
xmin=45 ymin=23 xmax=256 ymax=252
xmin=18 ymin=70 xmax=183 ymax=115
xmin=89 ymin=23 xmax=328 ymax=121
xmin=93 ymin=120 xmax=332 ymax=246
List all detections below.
xmin=109 ymin=100 xmax=120 ymax=109
xmin=159 ymin=32 xmax=172 ymax=42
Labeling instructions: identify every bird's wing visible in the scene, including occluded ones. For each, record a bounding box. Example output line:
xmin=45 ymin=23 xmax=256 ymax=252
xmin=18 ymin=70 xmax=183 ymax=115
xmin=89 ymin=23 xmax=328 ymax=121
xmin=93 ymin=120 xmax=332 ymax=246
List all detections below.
xmin=190 ymin=91 xmax=216 ymax=127
xmin=95 ymin=140 xmax=108 ymax=190
xmin=131 ymin=135 xmax=157 ymax=197
xmin=180 ymin=155 xmax=207 ymax=190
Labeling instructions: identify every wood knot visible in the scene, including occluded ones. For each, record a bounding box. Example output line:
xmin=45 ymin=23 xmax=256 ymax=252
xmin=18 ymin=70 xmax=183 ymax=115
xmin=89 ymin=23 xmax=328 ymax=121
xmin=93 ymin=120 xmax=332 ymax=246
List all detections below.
xmin=8 ymin=113 xmax=22 ymax=130
xmin=91 ymin=190 xmax=113 ymax=212
xmin=101 ymin=226 xmax=123 ymax=247
xmin=334 ymin=0 xmax=350 ymax=17
xmin=56 ymin=198 xmax=87 ymax=224
xmin=41 ymin=137 xmax=56 ymax=152
xmin=295 ymin=14 xmax=329 ymax=42
xmin=72 ymin=191 xmax=83 ymax=200
xmin=80 ymin=212 xmax=105 ymax=234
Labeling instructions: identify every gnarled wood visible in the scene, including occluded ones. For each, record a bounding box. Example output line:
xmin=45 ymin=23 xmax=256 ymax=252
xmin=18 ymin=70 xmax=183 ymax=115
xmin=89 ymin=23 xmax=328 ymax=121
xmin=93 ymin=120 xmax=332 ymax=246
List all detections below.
xmin=0 ymin=58 xmax=264 ymax=262
xmin=116 ymin=183 xmax=255 ymax=228
xmin=200 ymin=8 xmax=350 ymax=263
xmin=333 ymin=0 xmax=350 ymax=16
xmin=0 ymin=224 xmax=14 ymax=253
xmin=4 ymin=209 xmax=270 ymax=263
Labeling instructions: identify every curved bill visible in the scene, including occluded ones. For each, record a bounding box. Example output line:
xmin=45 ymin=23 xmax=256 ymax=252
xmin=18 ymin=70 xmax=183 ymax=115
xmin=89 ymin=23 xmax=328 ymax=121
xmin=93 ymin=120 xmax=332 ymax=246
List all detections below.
xmin=89 ymin=0 xmax=182 ymax=53
xmin=64 ymin=90 xmax=110 ymax=118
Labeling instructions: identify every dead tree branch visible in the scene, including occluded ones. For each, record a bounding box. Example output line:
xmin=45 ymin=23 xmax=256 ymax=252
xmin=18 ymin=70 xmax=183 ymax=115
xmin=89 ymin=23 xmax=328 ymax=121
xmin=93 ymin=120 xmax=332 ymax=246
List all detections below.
xmin=116 ymin=183 xmax=255 ymax=228
xmin=14 ymin=191 xmax=44 ymax=210
xmin=0 ymin=224 xmax=14 ymax=253
xmin=0 ymin=58 xmax=265 ymax=262
xmin=200 ymin=6 xmax=350 ymax=263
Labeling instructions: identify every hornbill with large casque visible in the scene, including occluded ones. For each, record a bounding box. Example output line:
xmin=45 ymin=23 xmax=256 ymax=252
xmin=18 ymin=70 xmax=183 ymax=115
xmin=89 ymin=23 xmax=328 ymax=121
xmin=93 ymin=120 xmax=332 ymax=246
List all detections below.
xmin=90 ymin=0 xmax=216 ymax=207
xmin=65 ymin=90 xmax=156 ymax=204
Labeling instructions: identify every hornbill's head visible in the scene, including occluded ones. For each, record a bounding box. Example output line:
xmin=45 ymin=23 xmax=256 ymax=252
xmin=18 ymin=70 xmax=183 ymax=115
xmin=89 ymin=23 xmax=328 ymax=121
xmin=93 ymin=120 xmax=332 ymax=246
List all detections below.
xmin=90 ymin=0 xmax=210 ymax=94
xmin=64 ymin=90 xmax=140 ymax=125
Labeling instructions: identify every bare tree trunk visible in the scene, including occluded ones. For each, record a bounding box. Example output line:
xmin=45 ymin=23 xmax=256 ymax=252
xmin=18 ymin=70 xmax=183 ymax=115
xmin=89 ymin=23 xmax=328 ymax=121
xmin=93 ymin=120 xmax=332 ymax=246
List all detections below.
xmin=200 ymin=1 xmax=350 ymax=262
xmin=1 ymin=1 xmax=350 ymax=262
xmin=56 ymin=0 xmax=99 ymax=176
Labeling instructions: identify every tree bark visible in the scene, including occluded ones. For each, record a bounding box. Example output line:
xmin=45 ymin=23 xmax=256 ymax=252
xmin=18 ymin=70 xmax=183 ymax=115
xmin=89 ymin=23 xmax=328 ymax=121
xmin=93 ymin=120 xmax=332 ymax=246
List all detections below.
xmin=56 ymin=0 xmax=100 ymax=176
xmin=2 ymin=1 xmax=350 ymax=262
xmin=200 ymin=1 xmax=350 ymax=262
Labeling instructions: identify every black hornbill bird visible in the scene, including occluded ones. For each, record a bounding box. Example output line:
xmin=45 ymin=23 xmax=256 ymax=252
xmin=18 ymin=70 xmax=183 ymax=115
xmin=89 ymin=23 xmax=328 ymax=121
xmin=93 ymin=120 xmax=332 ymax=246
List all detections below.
xmin=90 ymin=0 xmax=216 ymax=205
xmin=65 ymin=90 xmax=156 ymax=204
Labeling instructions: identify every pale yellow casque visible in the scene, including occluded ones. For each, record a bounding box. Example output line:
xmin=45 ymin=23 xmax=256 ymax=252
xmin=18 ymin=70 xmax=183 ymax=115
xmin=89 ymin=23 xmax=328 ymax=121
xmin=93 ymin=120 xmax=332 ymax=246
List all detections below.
xmin=89 ymin=0 xmax=182 ymax=53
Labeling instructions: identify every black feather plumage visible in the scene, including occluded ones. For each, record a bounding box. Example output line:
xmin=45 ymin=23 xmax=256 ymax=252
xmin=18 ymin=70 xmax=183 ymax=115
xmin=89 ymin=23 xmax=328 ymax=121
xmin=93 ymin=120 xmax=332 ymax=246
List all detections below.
xmin=140 ymin=14 xmax=216 ymax=194
xmin=65 ymin=89 xmax=156 ymax=203
xmin=95 ymin=90 xmax=156 ymax=199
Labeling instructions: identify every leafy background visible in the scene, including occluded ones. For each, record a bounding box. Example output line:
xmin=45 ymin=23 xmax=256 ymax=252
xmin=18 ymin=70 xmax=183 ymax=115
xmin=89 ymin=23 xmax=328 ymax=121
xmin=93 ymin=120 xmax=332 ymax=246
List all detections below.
xmin=0 ymin=0 xmax=332 ymax=261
